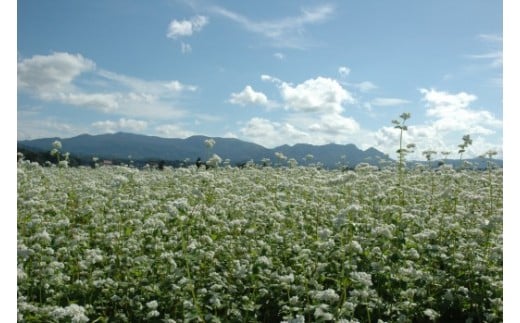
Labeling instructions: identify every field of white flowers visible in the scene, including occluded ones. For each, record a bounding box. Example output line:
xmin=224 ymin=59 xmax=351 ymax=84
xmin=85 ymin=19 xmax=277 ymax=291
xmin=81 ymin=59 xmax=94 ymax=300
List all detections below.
xmin=17 ymin=159 xmax=502 ymax=322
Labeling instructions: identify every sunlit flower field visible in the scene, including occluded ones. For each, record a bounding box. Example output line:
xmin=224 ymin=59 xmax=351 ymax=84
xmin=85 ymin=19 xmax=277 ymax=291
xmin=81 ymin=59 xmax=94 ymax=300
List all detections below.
xmin=17 ymin=160 xmax=502 ymax=322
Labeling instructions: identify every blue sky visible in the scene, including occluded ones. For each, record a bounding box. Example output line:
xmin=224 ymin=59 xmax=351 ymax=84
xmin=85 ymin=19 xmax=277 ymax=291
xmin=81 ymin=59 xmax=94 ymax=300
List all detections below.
xmin=17 ymin=0 xmax=503 ymax=160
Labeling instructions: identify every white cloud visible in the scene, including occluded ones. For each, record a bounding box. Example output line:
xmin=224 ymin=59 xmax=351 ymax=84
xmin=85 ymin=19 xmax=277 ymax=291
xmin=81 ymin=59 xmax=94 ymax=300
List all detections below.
xmin=367 ymin=88 xmax=503 ymax=160
xmin=308 ymin=114 xmax=360 ymax=135
xmin=223 ymin=131 xmax=238 ymax=138
xmin=17 ymin=52 xmax=194 ymax=120
xmin=240 ymin=75 xmax=360 ymax=147
xmin=239 ymin=113 xmax=361 ymax=148
xmin=229 ymin=85 xmax=271 ymax=107
xmin=181 ymin=42 xmax=192 ymax=54
xmin=273 ymin=52 xmax=285 ymax=60
xmin=92 ymin=118 xmax=148 ymax=133
xmin=98 ymin=70 xmax=197 ymax=94
xmin=467 ymin=51 xmax=503 ymax=68
xmin=261 ymin=74 xmax=281 ymax=83
xmin=338 ymin=66 xmax=350 ymax=78
xmin=274 ymin=76 xmax=354 ymax=113
xmin=466 ymin=33 xmax=503 ymax=68
xmin=17 ymin=117 xmax=80 ymax=140
xmin=18 ymin=52 xmax=95 ymax=95
xmin=235 ymin=86 xmax=502 ymax=160
xmin=56 ymin=92 xmax=120 ymax=112
xmin=155 ymin=124 xmax=194 ymax=138
xmin=421 ymin=88 xmax=476 ymax=114
xmin=478 ymin=33 xmax=502 ymax=43
xmin=353 ymin=81 xmax=377 ymax=92
xmin=211 ymin=4 xmax=334 ymax=48
xmin=167 ymin=15 xmax=209 ymax=39
xmin=421 ymin=87 xmax=502 ymax=144
xmin=164 ymin=80 xmax=197 ymax=92
xmin=239 ymin=117 xmax=311 ymax=148
xmin=371 ymin=98 xmax=411 ymax=107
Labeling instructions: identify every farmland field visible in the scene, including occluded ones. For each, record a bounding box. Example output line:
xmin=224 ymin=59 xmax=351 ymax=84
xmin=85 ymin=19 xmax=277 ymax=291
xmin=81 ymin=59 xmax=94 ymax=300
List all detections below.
xmin=17 ymin=161 xmax=502 ymax=322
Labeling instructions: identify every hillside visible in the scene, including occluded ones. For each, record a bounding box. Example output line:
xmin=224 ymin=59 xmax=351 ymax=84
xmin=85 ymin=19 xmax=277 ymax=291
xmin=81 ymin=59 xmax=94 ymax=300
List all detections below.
xmin=18 ymin=132 xmax=392 ymax=168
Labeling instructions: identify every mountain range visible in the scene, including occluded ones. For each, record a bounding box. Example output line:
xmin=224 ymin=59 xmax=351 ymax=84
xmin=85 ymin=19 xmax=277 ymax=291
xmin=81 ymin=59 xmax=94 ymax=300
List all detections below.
xmin=18 ymin=132 xmax=502 ymax=169
xmin=18 ymin=132 xmax=391 ymax=168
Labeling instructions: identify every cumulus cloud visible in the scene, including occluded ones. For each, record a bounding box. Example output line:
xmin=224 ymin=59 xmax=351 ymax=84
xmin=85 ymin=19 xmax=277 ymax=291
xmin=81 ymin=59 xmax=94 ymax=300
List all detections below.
xmin=368 ymin=88 xmax=502 ymax=160
xmin=308 ymin=114 xmax=360 ymax=135
xmin=421 ymin=88 xmax=501 ymax=133
xmin=167 ymin=15 xmax=209 ymax=39
xmin=92 ymin=118 xmax=148 ymax=133
xmin=229 ymin=85 xmax=272 ymax=107
xmin=263 ymin=76 xmax=354 ymax=114
xmin=239 ymin=113 xmax=361 ymax=148
xmin=237 ymin=74 xmax=361 ymax=147
xmin=239 ymin=117 xmax=311 ymax=148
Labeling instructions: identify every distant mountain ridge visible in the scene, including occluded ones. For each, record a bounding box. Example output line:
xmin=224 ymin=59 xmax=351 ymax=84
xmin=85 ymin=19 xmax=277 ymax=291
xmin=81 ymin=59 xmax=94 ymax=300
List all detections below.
xmin=18 ymin=132 xmax=391 ymax=168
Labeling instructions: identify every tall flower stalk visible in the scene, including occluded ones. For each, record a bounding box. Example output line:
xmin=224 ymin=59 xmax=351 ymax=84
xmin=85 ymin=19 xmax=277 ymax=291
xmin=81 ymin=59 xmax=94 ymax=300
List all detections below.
xmin=483 ymin=149 xmax=498 ymax=216
xmin=458 ymin=134 xmax=473 ymax=170
xmin=422 ymin=150 xmax=437 ymax=215
xmin=392 ymin=112 xmax=411 ymax=207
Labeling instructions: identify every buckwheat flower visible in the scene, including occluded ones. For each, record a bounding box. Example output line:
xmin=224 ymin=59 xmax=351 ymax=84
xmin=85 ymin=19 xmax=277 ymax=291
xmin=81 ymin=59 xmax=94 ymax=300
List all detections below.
xmin=314 ymin=304 xmax=333 ymax=321
xmin=52 ymin=140 xmax=62 ymax=150
xmin=256 ymin=255 xmax=272 ymax=267
xmin=172 ymin=197 xmax=189 ymax=213
xmin=207 ymin=153 xmax=222 ymax=168
xmin=187 ymin=240 xmax=199 ymax=252
xmin=349 ymin=240 xmax=363 ymax=254
xmin=35 ymin=229 xmax=52 ymax=243
xmin=423 ymin=308 xmax=440 ymax=321
xmin=279 ymin=273 xmax=295 ymax=284
xmin=318 ymin=228 xmax=332 ymax=240
xmin=275 ymin=152 xmax=288 ymax=160
xmin=146 ymin=310 xmax=160 ymax=319
xmin=408 ymin=248 xmax=420 ymax=260
xmin=17 ymin=267 xmax=27 ymax=281
xmin=289 ymin=296 xmax=299 ymax=306
xmin=286 ymin=314 xmax=305 ymax=323
xmin=146 ymin=300 xmax=158 ymax=310
xmin=372 ymin=225 xmax=393 ymax=239
xmin=204 ymin=138 xmax=216 ymax=149
xmin=350 ymin=271 xmax=373 ymax=287
xmin=341 ymin=301 xmax=356 ymax=314
xmin=182 ymin=300 xmax=193 ymax=309
xmin=210 ymin=295 xmax=222 ymax=308
xmin=347 ymin=203 xmax=362 ymax=213
xmin=313 ymin=288 xmax=340 ymax=303
xmin=52 ymin=304 xmax=89 ymax=323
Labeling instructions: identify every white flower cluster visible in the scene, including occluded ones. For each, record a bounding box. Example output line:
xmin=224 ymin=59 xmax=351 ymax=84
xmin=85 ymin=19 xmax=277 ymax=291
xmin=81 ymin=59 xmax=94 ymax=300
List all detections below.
xmin=17 ymin=162 xmax=503 ymax=322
